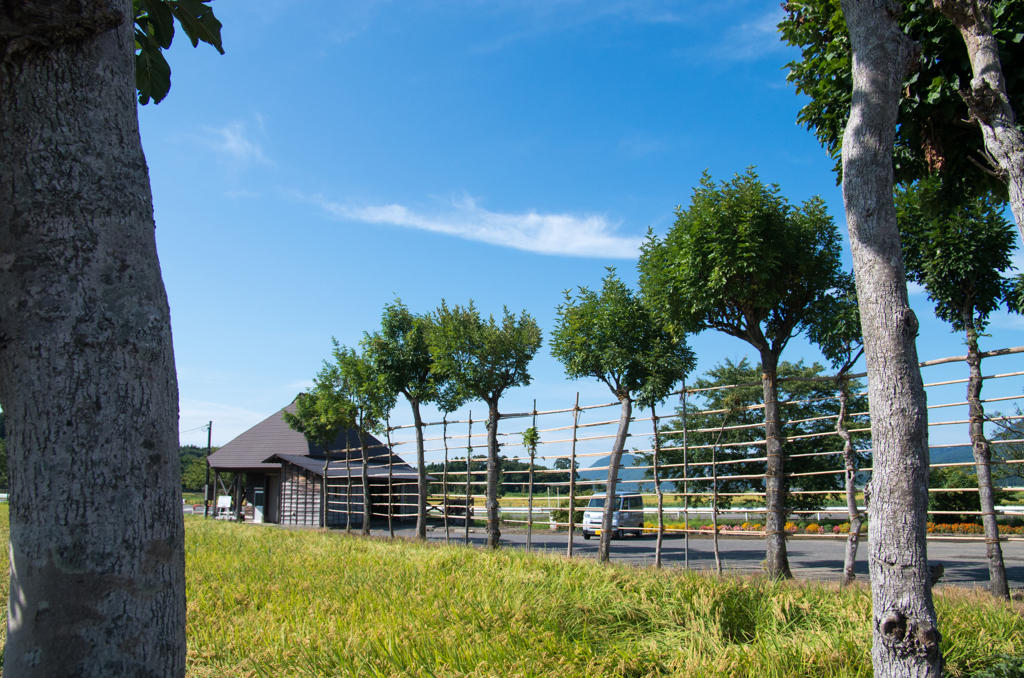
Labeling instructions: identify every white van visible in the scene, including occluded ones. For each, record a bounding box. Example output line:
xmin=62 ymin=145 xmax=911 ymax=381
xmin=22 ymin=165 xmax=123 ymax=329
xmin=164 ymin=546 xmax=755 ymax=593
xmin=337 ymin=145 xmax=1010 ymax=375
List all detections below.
xmin=581 ymin=493 xmax=645 ymax=540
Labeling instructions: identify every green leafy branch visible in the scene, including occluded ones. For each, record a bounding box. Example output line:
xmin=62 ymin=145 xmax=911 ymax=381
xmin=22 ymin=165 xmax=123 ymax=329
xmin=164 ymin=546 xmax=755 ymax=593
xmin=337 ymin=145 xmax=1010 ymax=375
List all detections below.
xmin=134 ymin=0 xmax=224 ymax=105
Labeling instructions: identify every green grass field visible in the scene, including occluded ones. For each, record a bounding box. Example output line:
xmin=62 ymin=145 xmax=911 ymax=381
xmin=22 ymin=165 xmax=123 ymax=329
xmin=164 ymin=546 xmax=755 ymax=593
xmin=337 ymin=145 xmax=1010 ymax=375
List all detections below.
xmin=181 ymin=518 xmax=1024 ymax=677
xmin=0 ymin=509 xmax=1021 ymax=676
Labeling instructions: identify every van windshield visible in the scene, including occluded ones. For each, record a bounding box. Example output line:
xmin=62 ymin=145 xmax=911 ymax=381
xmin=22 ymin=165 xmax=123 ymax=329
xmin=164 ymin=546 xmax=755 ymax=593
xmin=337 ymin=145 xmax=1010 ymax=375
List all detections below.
xmin=587 ymin=497 xmax=622 ymax=510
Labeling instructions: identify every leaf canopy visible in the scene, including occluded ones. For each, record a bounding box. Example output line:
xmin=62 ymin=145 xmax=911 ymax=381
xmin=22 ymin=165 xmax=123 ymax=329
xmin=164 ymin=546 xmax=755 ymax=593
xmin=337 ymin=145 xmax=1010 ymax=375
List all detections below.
xmin=361 ymin=300 xmax=461 ymax=413
xmin=428 ymin=302 xmax=542 ymax=406
xmin=332 ymin=343 xmax=397 ymax=437
xmin=550 ymin=270 xmax=695 ymax=407
xmin=281 ymin=361 xmax=354 ymax=453
xmin=896 ymin=178 xmax=1020 ymax=332
xmin=637 ymin=169 xmax=847 ymax=360
xmin=779 ymin=0 xmax=1024 ymax=195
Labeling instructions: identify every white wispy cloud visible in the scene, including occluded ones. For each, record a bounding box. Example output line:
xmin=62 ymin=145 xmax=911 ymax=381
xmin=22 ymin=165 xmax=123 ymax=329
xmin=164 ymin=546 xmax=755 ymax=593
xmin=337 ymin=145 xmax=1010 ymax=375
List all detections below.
xmin=204 ymin=120 xmax=271 ymax=167
xmin=703 ymin=7 xmax=791 ymax=63
xmin=313 ymin=195 xmax=643 ymax=258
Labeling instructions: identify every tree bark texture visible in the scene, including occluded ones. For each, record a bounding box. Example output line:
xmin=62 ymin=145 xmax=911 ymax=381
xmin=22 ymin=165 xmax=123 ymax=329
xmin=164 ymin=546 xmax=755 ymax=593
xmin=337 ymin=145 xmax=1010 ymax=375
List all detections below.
xmin=839 ymin=1 xmax=942 ymax=674
xmin=760 ymin=350 xmax=791 ymax=579
xmin=965 ymin=323 xmax=1009 ymax=598
xmin=934 ymin=0 xmax=1024 ymax=246
xmin=837 ymin=383 xmax=863 ymax=587
xmin=597 ymin=396 xmax=631 ymax=563
xmin=486 ymin=400 xmax=501 ymax=549
xmin=0 ymin=2 xmax=186 ymax=676
xmin=411 ymin=399 xmax=428 ymax=540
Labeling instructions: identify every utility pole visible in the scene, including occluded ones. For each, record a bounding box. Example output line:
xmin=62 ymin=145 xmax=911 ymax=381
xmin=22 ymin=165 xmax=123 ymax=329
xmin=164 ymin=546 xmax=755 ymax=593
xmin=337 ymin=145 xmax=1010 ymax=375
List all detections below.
xmin=204 ymin=421 xmax=212 ymax=518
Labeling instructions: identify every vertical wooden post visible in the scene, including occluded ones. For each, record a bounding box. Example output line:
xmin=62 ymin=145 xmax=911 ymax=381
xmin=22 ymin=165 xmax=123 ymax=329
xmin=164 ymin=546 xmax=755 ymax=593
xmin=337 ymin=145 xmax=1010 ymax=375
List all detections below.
xmin=567 ymin=393 xmax=579 ymax=558
xmin=682 ymin=378 xmax=689 ymax=569
xmin=204 ymin=421 xmax=212 ymax=519
xmin=385 ymin=418 xmax=395 ymax=539
xmin=465 ymin=412 xmax=473 ymax=545
xmin=321 ymin=454 xmax=330 ymax=529
xmin=443 ymin=416 xmax=450 ymax=545
xmin=712 ymin=420 xmax=721 ymax=575
xmin=345 ymin=436 xmax=352 ymax=534
xmin=527 ymin=400 xmax=536 ymax=553
xmin=234 ymin=473 xmax=243 ymax=523
xmin=213 ymin=470 xmax=220 ymax=518
xmin=652 ymin=404 xmax=664 ymax=568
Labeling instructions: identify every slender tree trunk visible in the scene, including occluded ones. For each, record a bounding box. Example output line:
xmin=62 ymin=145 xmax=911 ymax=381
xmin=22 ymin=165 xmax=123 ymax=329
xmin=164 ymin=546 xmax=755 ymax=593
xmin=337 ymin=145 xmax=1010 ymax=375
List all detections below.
xmin=837 ymin=382 xmax=863 ymax=587
xmin=598 ymin=395 xmax=632 ymax=563
xmin=465 ymin=413 xmax=473 ymax=545
xmin=934 ymin=0 xmax=1024 ymax=246
xmin=486 ymin=399 xmax=501 ymax=549
xmin=442 ymin=417 xmax=450 ymax=544
xmin=0 ymin=4 xmax=187 ymax=675
xmin=385 ymin=419 xmax=395 ymax=539
xmin=411 ymin=398 xmax=428 ymax=540
xmin=965 ymin=317 xmax=1010 ymax=598
xmin=345 ymin=438 xmax=353 ymax=534
xmin=652 ymin=405 xmax=664 ymax=568
xmin=760 ymin=349 xmax=791 ymax=579
xmin=358 ymin=426 xmax=371 ymax=536
xmin=527 ymin=404 xmax=536 ymax=553
xmin=712 ymin=429 xmax=721 ymax=576
xmin=840 ymin=1 xmax=942 ymax=673
xmin=566 ymin=394 xmax=579 ymax=558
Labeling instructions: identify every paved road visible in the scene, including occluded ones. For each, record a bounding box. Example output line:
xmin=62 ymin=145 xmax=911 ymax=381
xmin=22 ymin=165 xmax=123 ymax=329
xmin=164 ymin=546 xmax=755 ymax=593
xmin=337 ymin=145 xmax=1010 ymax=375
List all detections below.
xmin=366 ymin=523 xmax=1024 ymax=589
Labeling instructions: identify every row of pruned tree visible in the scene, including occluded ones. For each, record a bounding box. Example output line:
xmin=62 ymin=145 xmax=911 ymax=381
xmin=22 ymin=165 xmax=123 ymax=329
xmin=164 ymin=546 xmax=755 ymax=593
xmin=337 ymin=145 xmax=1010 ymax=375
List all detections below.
xmin=284 ymin=301 xmax=542 ymax=548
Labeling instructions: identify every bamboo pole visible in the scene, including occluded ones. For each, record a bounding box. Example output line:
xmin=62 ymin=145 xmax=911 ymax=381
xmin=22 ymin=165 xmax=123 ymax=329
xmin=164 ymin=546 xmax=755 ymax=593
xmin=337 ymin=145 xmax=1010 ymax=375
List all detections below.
xmin=345 ymin=435 xmax=352 ymax=534
xmin=567 ymin=393 xmax=579 ymax=558
xmin=712 ymin=421 xmax=721 ymax=575
xmin=385 ymin=418 xmax=395 ymax=539
xmin=465 ymin=412 xmax=472 ymax=545
xmin=527 ymin=400 xmax=536 ymax=553
xmin=652 ymin=404 xmax=664 ymax=568
xmin=682 ymin=379 xmax=689 ymax=569
xmin=443 ymin=416 xmax=450 ymax=545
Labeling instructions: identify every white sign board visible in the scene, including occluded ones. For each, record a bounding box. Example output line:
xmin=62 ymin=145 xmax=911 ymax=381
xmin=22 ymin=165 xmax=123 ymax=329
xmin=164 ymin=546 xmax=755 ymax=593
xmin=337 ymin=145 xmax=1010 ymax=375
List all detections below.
xmin=216 ymin=495 xmax=232 ymax=509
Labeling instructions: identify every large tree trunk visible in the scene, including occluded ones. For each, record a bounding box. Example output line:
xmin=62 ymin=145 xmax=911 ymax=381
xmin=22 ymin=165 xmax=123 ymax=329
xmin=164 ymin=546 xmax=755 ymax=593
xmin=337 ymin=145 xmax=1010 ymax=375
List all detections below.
xmin=411 ymin=398 xmax=428 ymax=540
xmin=485 ymin=399 xmax=501 ymax=549
xmin=597 ymin=396 xmax=631 ymax=563
xmin=965 ymin=318 xmax=1010 ymax=598
xmin=760 ymin=349 xmax=791 ymax=579
xmin=0 ymin=2 xmax=186 ymax=676
xmin=839 ymin=1 xmax=942 ymax=674
xmin=837 ymin=382 xmax=863 ymax=587
xmin=934 ymin=0 xmax=1024 ymax=246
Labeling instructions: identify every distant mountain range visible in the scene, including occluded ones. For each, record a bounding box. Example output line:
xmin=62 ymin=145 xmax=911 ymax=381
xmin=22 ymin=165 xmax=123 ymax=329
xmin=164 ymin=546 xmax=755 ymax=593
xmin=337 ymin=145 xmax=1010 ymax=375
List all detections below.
xmin=579 ymin=445 xmax=1020 ymax=490
xmin=579 ymin=453 xmax=674 ymax=492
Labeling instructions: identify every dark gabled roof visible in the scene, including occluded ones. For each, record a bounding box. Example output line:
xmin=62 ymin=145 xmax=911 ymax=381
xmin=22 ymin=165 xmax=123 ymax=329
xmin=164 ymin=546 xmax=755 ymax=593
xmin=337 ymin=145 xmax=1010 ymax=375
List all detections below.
xmin=207 ymin=401 xmax=393 ymax=472
xmin=265 ymin=454 xmax=434 ymax=481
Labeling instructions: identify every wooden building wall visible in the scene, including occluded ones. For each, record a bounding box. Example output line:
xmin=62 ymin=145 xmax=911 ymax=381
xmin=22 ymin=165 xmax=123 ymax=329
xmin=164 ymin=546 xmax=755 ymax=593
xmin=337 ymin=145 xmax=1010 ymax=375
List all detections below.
xmin=277 ymin=462 xmax=422 ymax=527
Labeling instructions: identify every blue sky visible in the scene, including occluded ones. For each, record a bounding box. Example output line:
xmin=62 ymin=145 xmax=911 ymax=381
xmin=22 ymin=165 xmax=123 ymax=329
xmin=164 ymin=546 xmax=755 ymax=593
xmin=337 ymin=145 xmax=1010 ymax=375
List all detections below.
xmin=139 ymin=0 xmax=1023 ymax=450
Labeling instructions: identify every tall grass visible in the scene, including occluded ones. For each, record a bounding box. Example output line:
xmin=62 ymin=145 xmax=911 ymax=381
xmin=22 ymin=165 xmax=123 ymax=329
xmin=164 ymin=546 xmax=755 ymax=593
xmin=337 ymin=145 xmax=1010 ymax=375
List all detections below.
xmin=0 ymin=508 xmax=1017 ymax=675
xmin=182 ymin=517 xmax=1024 ymax=677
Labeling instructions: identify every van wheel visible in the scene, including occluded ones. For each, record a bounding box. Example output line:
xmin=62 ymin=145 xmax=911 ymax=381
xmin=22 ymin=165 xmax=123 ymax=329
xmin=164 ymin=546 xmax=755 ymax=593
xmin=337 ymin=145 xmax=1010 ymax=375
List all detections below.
xmin=614 ymin=529 xmax=622 ymax=540
xmin=583 ymin=533 xmax=591 ymax=540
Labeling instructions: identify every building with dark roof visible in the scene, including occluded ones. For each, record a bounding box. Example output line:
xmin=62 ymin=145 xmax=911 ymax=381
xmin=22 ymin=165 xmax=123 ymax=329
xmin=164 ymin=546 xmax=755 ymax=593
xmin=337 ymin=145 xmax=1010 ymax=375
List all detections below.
xmin=206 ymin=402 xmax=424 ymax=527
